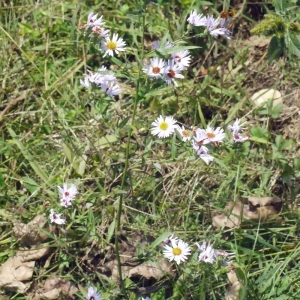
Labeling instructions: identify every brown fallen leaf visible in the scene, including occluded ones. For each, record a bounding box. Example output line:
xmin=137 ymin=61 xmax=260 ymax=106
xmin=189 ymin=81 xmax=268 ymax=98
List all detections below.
xmin=105 ymin=257 xmax=174 ymax=283
xmin=0 ymin=245 xmax=50 ymax=293
xmin=212 ymin=196 xmax=282 ymax=229
xmin=0 ymin=254 xmax=34 ymax=292
xmin=13 ymin=214 xmax=51 ymax=246
xmin=225 ymin=262 xmax=241 ymax=300
xmin=33 ymin=276 xmax=78 ymax=300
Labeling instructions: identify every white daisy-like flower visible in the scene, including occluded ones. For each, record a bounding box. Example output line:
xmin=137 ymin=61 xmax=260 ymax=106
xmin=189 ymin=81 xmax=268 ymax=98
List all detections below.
xmin=163 ymin=59 xmax=184 ymax=86
xmin=152 ymin=40 xmax=173 ymax=50
xmin=151 ymin=115 xmax=178 ymax=138
xmin=193 ymin=128 xmax=210 ymax=146
xmin=171 ymin=50 xmax=192 ymax=70
xmin=187 ymin=10 xmax=206 ymax=26
xmin=196 ymin=241 xmax=218 ymax=264
xmin=101 ymin=33 xmax=126 ymax=57
xmin=58 ymin=183 xmax=78 ymax=208
xmin=142 ymin=57 xmax=166 ymax=78
xmin=80 ymin=75 xmax=91 ymax=88
xmin=100 ymin=81 xmax=121 ymax=97
xmin=86 ymin=286 xmax=101 ymax=300
xmin=90 ymin=71 xmax=116 ymax=85
xmin=232 ymin=132 xmax=248 ymax=143
xmin=163 ymin=239 xmax=191 ymax=265
xmin=204 ymin=126 xmax=225 ymax=143
xmin=228 ymin=118 xmax=246 ymax=133
xmin=91 ymin=26 xmax=110 ymax=38
xmin=209 ymin=26 xmax=231 ymax=39
xmin=87 ymin=12 xmax=105 ymax=28
xmin=49 ymin=209 xmax=65 ymax=225
xmin=176 ymin=125 xmax=192 ymax=142
xmin=192 ymin=143 xmax=214 ymax=164
xmin=141 ymin=297 xmax=151 ymax=300
xmin=205 ymin=16 xmax=231 ymax=39
xmin=164 ymin=233 xmax=180 ymax=246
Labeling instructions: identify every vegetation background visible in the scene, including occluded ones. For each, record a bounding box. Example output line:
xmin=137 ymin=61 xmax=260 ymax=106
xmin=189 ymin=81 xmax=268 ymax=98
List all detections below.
xmin=1 ymin=0 xmax=300 ymax=299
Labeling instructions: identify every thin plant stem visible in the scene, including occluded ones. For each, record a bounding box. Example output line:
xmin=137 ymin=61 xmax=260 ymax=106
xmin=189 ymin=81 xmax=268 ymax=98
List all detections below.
xmin=114 ymin=1 xmax=146 ymax=297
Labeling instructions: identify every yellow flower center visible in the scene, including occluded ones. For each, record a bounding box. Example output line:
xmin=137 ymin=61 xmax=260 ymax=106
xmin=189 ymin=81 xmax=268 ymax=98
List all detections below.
xmin=152 ymin=67 xmax=161 ymax=74
xmin=159 ymin=122 xmax=168 ymax=131
xmin=182 ymin=130 xmax=190 ymax=137
xmin=107 ymin=41 xmax=117 ymax=50
xmin=206 ymin=132 xmax=215 ymax=139
xmin=172 ymin=247 xmax=182 ymax=256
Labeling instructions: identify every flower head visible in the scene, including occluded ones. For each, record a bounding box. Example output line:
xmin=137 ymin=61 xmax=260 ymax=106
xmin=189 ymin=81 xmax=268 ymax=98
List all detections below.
xmin=101 ymin=33 xmax=126 ymax=57
xmin=187 ymin=10 xmax=206 ymax=26
xmin=228 ymin=118 xmax=246 ymax=133
xmin=100 ymin=81 xmax=121 ymax=97
xmin=204 ymin=16 xmax=231 ymax=39
xmin=80 ymin=75 xmax=91 ymax=88
xmin=171 ymin=50 xmax=191 ymax=70
xmin=163 ymin=59 xmax=184 ymax=86
xmin=164 ymin=233 xmax=180 ymax=246
xmin=86 ymin=286 xmax=101 ymax=300
xmin=232 ymin=132 xmax=248 ymax=143
xmin=142 ymin=57 xmax=166 ymax=78
xmin=91 ymin=26 xmax=110 ymax=38
xmin=87 ymin=12 xmax=105 ymax=28
xmin=163 ymin=239 xmax=191 ymax=264
xmin=151 ymin=115 xmax=177 ymax=138
xmin=193 ymin=128 xmax=210 ymax=146
xmin=152 ymin=40 xmax=173 ymax=50
xmin=58 ymin=183 xmax=78 ymax=208
xmin=141 ymin=297 xmax=151 ymax=300
xmin=196 ymin=241 xmax=218 ymax=264
xmin=204 ymin=126 xmax=225 ymax=143
xmin=192 ymin=143 xmax=214 ymax=164
xmin=176 ymin=125 xmax=192 ymax=142
xmin=49 ymin=209 xmax=65 ymax=225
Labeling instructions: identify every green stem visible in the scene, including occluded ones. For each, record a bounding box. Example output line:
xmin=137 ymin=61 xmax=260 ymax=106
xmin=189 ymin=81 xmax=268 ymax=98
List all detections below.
xmin=115 ymin=2 xmax=146 ymax=297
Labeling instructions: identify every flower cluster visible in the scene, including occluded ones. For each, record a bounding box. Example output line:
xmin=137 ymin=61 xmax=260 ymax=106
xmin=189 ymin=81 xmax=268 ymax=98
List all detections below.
xmin=228 ymin=118 xmax=248 ymax=142
xmin=187 ymin=10 xmax=232 ymax=39
xmin=79 ymin=12 xmax=126 ymax=97
xmin=49 ymin=183 xmax=78 ymax=225
xmin=83 ymin=12 xmax=126 ymax=57
xmin=80 ymin=67 xmax=121 ymax=97
xmin=150 ymin=116 xmax=248 ymax=164
xmin=142 ymin=40 xmax=191 ymax=86
xmin=163 ymin=234 xmax=233 ymax=266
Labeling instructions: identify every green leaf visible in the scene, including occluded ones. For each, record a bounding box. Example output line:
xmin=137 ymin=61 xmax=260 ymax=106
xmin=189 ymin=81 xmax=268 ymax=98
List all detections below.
xmin=22 ymin=177 xmax=39 ymax=194
xmin=18 ymin=23 xmax=34 ymax=33
xmin=118 ymin=116 xmax=130 ymax=129
xmin=250 ymin=136 xmax=271 ymax=144
xmin=267 ymin=36 xmax=284 ymax=61
xmin=285 ymin=33 xmax=300 ymax=56
xmin=31 ymin=45 xmax=47 ymax=51
xmin=94 ymin=135 xmax=118 ymax=148
xmin=0 ymin=173 xmax=4 ymax=189
xmin=74 ymin=155 xmax=87 ymax=176
xmin=62 ymin=143 xmax=74 ymax=163
xmin=107 ymin=220 xmax=115 ymax=243
xmin=273 ymin=0 xmax=287 ymax=13
xmin=152 ymin=45 xmax=201 ymax=57
xmin=150 ymin=231 xmax=172 ymax=249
